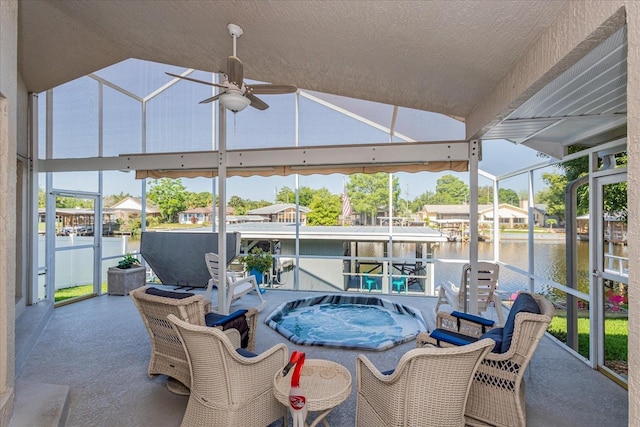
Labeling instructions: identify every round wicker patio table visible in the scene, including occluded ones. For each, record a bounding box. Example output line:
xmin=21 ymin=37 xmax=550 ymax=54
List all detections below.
xmin=273 ymin=359 xmax=352 ymax=427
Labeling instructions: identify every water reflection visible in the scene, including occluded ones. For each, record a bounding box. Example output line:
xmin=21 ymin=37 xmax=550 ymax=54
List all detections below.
xmin=434 ymin=240 xmax=627 ymax=295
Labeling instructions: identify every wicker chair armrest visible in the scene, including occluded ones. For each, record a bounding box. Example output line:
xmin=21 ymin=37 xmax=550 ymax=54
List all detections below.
xmin=416 ymin=331 xmax=459 ymax=348
xmin=415 ymin=331 xmax=433 ymax=348
xmin=223 ymin=328 xmax=242 ymax=348
xmin=436 ymin=311 xmax=494 ymax=338
xmin=243 ymin=308 xmax=259 ymax=352
xmin=356 ymin=354 xmax=409 ymax=426
xmin=229 ymin=344 xmax=289 ymax=400
xmin=235 ymin=342 xmax=288 ymax=365
xmin=357 ymin=354 xmax=397 ymax=384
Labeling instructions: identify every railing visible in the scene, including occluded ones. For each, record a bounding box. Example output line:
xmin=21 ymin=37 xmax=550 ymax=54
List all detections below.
xmin=604 ymin=253 xmax=629 ymax=278
xmin=261 ymin=254 xmax=436 ymax=296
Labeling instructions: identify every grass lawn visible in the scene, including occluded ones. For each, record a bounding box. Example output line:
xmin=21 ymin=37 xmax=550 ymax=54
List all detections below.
xmin=55 ymin=283 xmax=108 ymax=302
xmin=547 ymin=315 xmax=628 ymax=372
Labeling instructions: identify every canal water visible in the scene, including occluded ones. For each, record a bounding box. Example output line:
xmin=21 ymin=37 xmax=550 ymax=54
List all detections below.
xmin=433 ymin=239 xmax=628 ymax=296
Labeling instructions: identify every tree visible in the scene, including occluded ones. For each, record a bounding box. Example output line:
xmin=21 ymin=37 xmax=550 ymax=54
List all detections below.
xmin=478 ymin=185 xmax=493 ymax=204
xmin=275 ymin=186 xmax=296 ymax=204
xmin=55 ymin=196 xmax=93 ymax=209
xmin=185 ymin=191 xmax=213 ymax=209
xmin=347 ymin=173 xmax=401 ymax=223
xmin=538 ymin=172 xmax=568 ymax=222
xmin=306 ymin=188 xmax=341 ymax=225
xmin=228 ymin=195 xmax=249 ymax=215
xmin=410 ymin=191 xmax=435 ymax=212
xmin=276 ymin=186 xmax=315 ymax=206
xmin=434 ymin=174 xmax=468 ymax=204
xmin=558 ymin=147 xmax=627 ymax=217
xmin=38 ymin=187 xmax=46 ymax=208
xmin=147 ymin=178 xmax=188 ymax=223
xmin=298 ymin=187 xmax=315 ymax=207
xmin=498 ymin=188 xmax=520 ymax=206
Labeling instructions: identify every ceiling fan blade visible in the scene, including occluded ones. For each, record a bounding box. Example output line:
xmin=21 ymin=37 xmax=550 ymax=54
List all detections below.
xmin=227 ymin=56 xmax=244 ymax=88
xmin=248 ymin=84 xmax=298 ymax=95
xmin=165 ymin=72 xmax=226 ymax=88
xmin=247 ymin=93 xmax=269 ymax=110
xmin=198 ymin=93 xmax=223 ymax=104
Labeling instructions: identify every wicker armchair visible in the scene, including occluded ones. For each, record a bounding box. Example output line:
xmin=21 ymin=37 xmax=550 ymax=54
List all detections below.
xmin=418 ymin=292 xmax=555 ymax=427
xmin=356 ymin=338 xmax=494 ymax=427
xmin=435 ymin=262 xmax=504 ymax=325
xmin=130 ymin=286 xmax=258 ymax=394
xmin=167 ymin=314 xmax=289 ymax=427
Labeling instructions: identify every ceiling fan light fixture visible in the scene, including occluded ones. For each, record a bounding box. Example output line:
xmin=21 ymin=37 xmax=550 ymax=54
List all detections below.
xmin=220 ymin=92 xmax=250 ymax=112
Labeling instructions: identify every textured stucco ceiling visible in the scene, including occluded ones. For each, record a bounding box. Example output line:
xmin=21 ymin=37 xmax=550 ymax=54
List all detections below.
xmin=18 ymin=0 xmax=568 ymax=120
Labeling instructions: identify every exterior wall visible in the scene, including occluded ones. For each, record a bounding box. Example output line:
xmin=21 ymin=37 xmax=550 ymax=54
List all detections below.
xmin=467 ymin=1 xmax=636 ymax=422
xmin=626 ymin=2 xmax=640 ymax=422
xmin=0 ymin=1 xmax=18 ymax=424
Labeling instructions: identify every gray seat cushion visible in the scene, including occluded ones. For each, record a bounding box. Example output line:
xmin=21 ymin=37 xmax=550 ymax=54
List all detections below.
xmin=501 ymin=293 xmax=540 ymax=353
xmin=479 ymin=327 xmax=504 ymax=353
xmin=145 ymin=287 xmax=195 ymax=299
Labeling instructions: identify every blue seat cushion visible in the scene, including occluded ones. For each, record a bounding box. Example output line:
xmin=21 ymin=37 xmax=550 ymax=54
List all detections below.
xmin=501 ymin=293 xmax=541 ymax=353
xmin=479 ymin=327 xmax=504 ymax=353
xmin=381 ymin=369 xmax=395 ymax=375
xmin=145 ymin=287 xmax=194 ymax=299
xmin=205 ymin=310 xmax=250 ymax=348
xmin=430 ymin=328 xmax=477 ymax=347
xmin=235 ymin=348 xmax=257 ymax=358
xmin=204 ymin=310 xmax=248 ymax=327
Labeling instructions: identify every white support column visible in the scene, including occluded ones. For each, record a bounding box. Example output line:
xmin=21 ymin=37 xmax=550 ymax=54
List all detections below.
xmin=28 ymin=93 xmax=40 ymax=304
xmin=468 ymin=140 xmax=480 ymax=315
xmin=294 ymin=93 xmax=300 ymax=289
xmin=492 ymin=177 xmax=499 ymax=262
xmin=527 ymin=170 xmax=535 ymax=293
xmin=217 ymin=103 xmax=228 ymax=314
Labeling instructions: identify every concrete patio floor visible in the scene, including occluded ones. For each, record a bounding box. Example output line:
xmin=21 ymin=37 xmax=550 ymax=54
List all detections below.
xmin=12 ymin=287 xmax=628 ymax=426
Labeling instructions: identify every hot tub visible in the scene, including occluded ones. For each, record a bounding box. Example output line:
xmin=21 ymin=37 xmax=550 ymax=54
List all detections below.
xmin=264 ymin=294 xmax=427 ymax=351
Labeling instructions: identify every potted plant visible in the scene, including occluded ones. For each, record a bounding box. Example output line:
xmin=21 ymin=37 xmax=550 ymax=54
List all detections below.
xmin=108 ymin=253 xmax=146 ymax=296
xmin=240 ymin=247 xmax=273 ymax=285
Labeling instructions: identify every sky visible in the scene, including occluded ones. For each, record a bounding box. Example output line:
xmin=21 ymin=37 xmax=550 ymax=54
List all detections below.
xmin=40 ymin=58 xmax=553 ymax=203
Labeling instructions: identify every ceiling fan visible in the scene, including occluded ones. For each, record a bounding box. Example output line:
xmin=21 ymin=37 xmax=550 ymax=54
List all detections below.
xmin=166 ymin=24 xmax=297 ymax=112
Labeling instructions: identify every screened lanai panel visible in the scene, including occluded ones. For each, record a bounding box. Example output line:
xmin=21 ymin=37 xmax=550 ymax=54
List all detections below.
xmin=225 ymin=90 xmax=296 ymax=150
xmin=394 ymin=107 xmax=465 ymax=142
xmin=103 ymin=170 xmax=140 ymax=200
xmin=146 ymin=70 xmax=214 ymax=153
xmin=103 ymin=86 xmax=142 ymax=157
xmin=52 ymin=171 xmax=99 ymax=193
xmin=52 ymin=77 xmax=99 ymax=159
xmin=93 ymin=59 xmax=186 ymax=100
xmin=299 ymin=95 xmax=393 ymax=146
xmin=302 ymin=91 xmax=396 ymax=133
xmin=479 ymin=139 xmax=549 ymax=178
